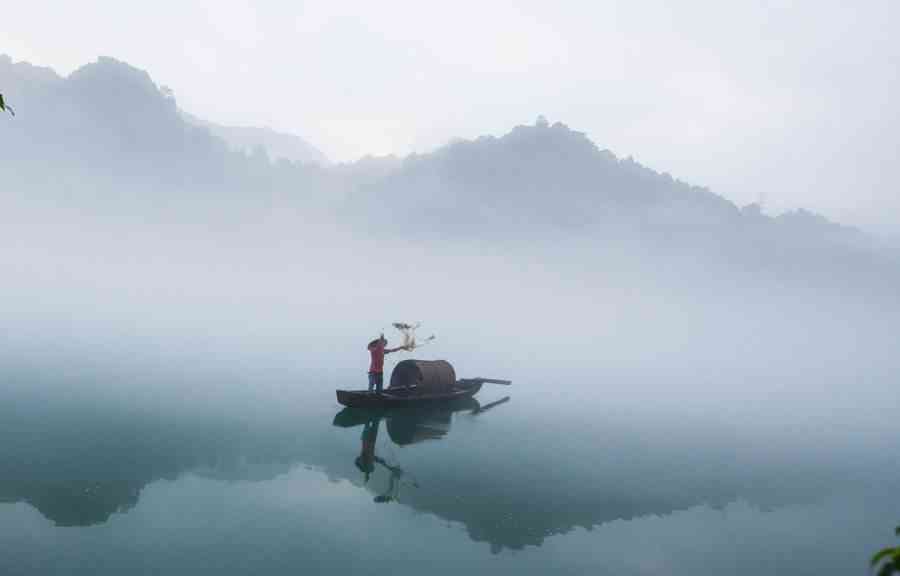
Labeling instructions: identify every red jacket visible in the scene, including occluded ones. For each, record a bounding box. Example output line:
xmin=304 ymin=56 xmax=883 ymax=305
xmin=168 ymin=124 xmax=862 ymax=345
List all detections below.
xmin=368 ymin=340 xmax=385 ymax=373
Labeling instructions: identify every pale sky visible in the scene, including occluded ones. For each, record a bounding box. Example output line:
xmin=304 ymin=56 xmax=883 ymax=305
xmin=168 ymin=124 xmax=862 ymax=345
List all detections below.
xmin=3 ymin=0 xmax=898 ymax=234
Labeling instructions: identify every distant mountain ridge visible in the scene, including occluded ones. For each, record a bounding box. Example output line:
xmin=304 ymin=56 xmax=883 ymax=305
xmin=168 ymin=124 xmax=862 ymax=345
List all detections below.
xmin=352 ymin=118 xmax=872 ymax=249
xmin=0 ymin=54 xmax=327 ymax=169
xmin=0 ymin=53 xmax=884 ymax=259
xmin=181 ymin=111 xmax=329 ymax=167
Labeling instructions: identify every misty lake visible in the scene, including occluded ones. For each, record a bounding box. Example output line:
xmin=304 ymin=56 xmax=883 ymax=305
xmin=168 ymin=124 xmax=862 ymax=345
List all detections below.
xmin=5 ymin=31 xmax=900 ymax=575
xmin=2 ymin=363 xmax=899 ymax=576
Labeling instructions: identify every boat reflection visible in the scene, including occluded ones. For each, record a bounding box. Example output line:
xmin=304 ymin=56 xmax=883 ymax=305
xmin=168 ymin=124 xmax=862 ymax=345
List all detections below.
xmin=333 ymin=396 xmax=489 ymax=446
xmin=336 ymin=397 xmax=510 ymax=504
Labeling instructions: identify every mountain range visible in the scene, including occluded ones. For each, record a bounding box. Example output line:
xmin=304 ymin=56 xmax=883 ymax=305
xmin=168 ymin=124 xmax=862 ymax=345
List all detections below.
xmin=1 ymin=54 xmax=894 ymax=269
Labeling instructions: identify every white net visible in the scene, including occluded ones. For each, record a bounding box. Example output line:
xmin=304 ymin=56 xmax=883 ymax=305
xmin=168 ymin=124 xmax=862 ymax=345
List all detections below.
xmin=391 ymin=322 xmax=435 ymax=351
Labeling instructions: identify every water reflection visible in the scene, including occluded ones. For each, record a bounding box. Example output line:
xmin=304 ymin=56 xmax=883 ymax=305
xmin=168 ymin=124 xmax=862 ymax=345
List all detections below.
xmin=0 ymin=389 xmax=313 ymax=527
xmin=340 ymin=399 xmax=492 ymax=505
xmin=353 ymin=418 xmax=414 ymax=504
xmin=335 ymin=396 xmax=483 ymax=445
xmin=1 ymin=381 xmax=887 ymax=556
xmin=354 ymin=418 xmax=379 ymax=482
xmin=327 ymin=394 xmax=855 ymax=552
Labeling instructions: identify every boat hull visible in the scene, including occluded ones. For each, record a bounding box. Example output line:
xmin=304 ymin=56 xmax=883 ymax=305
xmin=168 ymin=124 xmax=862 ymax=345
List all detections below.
xmin=335 ymin=381 xmax=483 ymax=409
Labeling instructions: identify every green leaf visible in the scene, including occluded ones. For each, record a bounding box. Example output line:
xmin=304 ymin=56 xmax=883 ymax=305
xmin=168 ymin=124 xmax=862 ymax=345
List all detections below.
xmin=0 ymin=94 xmax=13 ymax=117
xmin=877 ymin=560 xmax=898 ymax=576
xmin=874 ymin=548 xmax=897 ymax=568
xmin=895 ymin=525 xmax=900 ymax=537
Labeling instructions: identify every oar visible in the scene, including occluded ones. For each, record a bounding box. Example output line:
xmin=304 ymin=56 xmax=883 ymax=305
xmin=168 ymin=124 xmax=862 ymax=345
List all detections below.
xmin=457 ymin=377 xmax=512 ymax=387
xmin=475 ymin=378 xmax=512 ymax=385
xmin=471 ymin=396 xmax=510 ymax=414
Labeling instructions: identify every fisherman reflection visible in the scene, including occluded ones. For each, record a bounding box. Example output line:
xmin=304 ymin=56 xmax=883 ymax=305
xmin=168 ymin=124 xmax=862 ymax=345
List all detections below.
xmin=354 ymin=417 xmax=380 ymax=482
xmin=353 ymin=416 xmax=414 ymax=503
xmin=372 ymin=457 xmax=403 ymax=503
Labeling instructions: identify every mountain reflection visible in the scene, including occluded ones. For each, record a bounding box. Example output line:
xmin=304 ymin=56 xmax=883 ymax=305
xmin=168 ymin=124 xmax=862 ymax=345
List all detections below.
xmin=333 ymin=397 xmax=694 ymax=551
xmin=0 ymin=384 xmax=851 ymax=552
xmin=0 ymin=387 xmax=311 ymax=527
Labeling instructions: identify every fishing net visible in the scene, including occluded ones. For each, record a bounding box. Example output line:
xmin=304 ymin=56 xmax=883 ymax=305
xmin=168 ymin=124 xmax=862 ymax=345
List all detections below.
xmin=391 ymin=322 xmax=435 ymax=350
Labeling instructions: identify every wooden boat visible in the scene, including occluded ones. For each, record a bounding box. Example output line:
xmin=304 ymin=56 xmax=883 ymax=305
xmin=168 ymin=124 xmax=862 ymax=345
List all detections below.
xmin=333 ymin=396 xmax=481 ymax=427
xmin=337 ymin=379 xmax=483 ymax=409
xmin=336 ymin=359 xmax=510 ymax=409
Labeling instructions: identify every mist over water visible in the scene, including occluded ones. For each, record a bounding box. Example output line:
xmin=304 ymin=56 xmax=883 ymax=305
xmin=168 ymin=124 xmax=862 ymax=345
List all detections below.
xmin=4 ymin=202 xmax=895 ymax=441
xmin=2 ymin=55 xmax=899 ymax=574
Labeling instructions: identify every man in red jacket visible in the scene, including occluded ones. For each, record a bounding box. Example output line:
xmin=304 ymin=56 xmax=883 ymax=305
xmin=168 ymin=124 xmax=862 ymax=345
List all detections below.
xmin=367 ymin=334 xmax=405 ymax=394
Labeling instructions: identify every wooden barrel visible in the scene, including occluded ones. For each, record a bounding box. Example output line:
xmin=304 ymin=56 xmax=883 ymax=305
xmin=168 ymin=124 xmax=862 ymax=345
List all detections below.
xmin=389 ymin=359 xmax=456 ymax=393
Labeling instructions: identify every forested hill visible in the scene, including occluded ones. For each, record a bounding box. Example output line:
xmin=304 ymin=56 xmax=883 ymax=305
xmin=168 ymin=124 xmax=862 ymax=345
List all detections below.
xmin=0 ymin=54 xmax=889 ymax=267
xmin=350 ymin=119 xmax=868 ymax=248
xmin=0 ymin=55 xmax=330 ymax=204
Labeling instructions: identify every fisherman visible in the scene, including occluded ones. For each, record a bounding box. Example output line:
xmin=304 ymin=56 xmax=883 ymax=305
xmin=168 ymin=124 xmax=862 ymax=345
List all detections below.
xmin=367 ymin=333 xmax=405 ymax=394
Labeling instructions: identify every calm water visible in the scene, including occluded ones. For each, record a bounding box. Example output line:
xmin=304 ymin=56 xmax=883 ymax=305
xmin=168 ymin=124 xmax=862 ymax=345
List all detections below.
xmin=2 ymin=367 xmax=899 ymax=575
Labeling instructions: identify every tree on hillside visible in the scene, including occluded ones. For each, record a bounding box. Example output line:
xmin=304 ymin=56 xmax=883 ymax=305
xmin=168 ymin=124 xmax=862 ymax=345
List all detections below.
xmin=0 ymin=93 xmax=14 ymax=116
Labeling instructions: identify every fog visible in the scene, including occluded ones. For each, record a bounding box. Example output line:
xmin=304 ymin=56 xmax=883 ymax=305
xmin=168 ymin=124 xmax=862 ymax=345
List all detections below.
xmin=2 ymin=55 xmax=898 ymax=453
